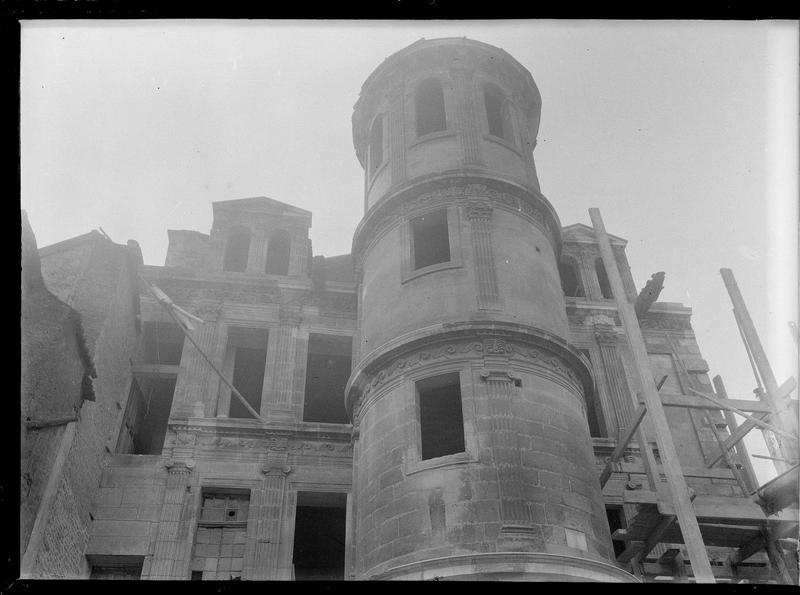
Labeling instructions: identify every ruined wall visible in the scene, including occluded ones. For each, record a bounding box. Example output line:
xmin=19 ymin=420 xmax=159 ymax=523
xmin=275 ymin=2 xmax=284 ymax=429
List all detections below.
xmin=32 ymin=239 xmax=140 ymax=577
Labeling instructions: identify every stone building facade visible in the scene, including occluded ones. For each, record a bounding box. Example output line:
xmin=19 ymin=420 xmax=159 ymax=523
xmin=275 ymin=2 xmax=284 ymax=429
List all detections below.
xmin=20 ymin=38 xmax=793 ymax=582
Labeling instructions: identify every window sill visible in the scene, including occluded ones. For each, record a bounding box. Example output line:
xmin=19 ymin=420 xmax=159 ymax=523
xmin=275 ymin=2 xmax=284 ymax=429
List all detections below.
xmin=408 ymin=130 xmax=456 ymax=150
xmin=401 ymin=259 xmax=462 ymax=284
xmin=405 ymin=450 xmax=477 ymax=476
xmin=483 ymin=133 xmax=522 ymax=158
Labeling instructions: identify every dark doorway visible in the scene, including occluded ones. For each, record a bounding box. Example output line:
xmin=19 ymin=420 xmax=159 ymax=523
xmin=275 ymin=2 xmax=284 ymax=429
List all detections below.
xmin=292 ymin=492 xmax=347 ymax=581
xmin=418 ymin=372 xmax=465 ymax=460
xmin=117 ymin=378 xmax=175 ymax=455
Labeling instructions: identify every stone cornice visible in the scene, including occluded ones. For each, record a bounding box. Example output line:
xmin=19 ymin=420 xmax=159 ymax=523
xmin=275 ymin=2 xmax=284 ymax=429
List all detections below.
xmin=351 ymin=174 xmax=563 ymax=265
xmin=345 ymin=321 xmax=593 ymax=419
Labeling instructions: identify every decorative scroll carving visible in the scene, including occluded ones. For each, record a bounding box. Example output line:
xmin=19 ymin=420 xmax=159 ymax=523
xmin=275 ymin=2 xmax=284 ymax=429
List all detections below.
xmin=638 ymin=315 xmax=692 ymax=331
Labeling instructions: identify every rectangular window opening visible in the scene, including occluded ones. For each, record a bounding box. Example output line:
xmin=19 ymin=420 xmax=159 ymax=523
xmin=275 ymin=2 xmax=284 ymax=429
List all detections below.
xmin=411 ymin=209 xmax=450 ymax=271
xmin=606 ymin=506 xmax=626 ymax=558
xmin=579 ymin=349 xmax=604 ymax=438
xmin=303 ymin=334 xmax=352 ymax=424
xmin=88 ymin=555 xmax=144 ymax=580
xmin=292 ymin=491 xmax=347 ymax=581
xmin=418 ymin=372 xmax=465 ymax=461
xmin=222 ymin=328 xmax=269 ymax=419
xmin=141 ymin=321 xmax=184 ymax=365
xmin=116 ymin=377 xmax=176 ymax=455
xmin=192 ymin=490 xmax=250 ymax=581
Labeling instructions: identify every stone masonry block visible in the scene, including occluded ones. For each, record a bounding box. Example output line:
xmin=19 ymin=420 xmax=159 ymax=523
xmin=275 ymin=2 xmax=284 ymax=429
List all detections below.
xmin=91 ymin=520 xmax=151 ymax=537
xmin=92 ymin=505 xmax=140 ymax=521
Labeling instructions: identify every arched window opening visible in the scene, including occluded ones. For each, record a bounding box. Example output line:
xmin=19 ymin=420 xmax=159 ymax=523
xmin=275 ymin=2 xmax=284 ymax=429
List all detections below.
xmin=369 ymin=115 xmax=384 ymax=173
xmin=265 ymin=230 xmax=291 ymax=276
xmin=595 ymin=258 xmax=613 ymax=299
xmin=559 ymin=260 xmax=585 ymax=298
xmin=223 ymin=226 xmax=251 ymax=272
xmin=415 ymin=78 xmax=446 ymax=137
xmin=484 ymin=83 xmax=512 ymax=141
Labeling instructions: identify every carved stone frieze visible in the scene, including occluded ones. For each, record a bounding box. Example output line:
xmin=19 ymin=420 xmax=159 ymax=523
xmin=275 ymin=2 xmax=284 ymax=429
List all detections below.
xmin=638 ymin=315 xmax=692 ymax=331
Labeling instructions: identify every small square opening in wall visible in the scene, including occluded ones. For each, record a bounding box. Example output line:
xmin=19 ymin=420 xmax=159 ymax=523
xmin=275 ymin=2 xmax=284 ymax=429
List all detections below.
xmin=411 ymin=209 xmax=450 ymax=270
xmin=565 ymin=527 xmax=588 ymax=552
xmin=417 ymin=372 xmax=465 ymax=461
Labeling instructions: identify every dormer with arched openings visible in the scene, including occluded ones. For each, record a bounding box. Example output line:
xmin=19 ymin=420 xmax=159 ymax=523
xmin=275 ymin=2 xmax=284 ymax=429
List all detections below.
xmin=222 ymin=226 xmax=251 ymax=273
xmin=265 ymin=229 xmax=291 ymax=276
xmin=207 ymin=197 xmax=312 ymax=277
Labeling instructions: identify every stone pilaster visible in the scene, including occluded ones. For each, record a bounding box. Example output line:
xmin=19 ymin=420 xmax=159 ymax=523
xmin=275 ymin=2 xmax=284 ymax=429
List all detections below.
xmin=172 ymin=314 xmax=219 ymax=419
xmin=147 ymin=459 xmax=195 ymax=580
xmin=388 ymin=82 xmax=408 ymax=188
xmin=481 ymin=368 xmax=529 ymax=528
xmin=595 ymin=326 xmax=635 ymax=436
xmin=450 ymin=65 xmax=482 ymax=166
xmin=288 ymin=233 xmax=308 ymax=277
xmin=466 ymin=202 xmax=499 ymax=310
xmin=244 ymin=454 xmax=292 ymax=580
xmin=269 ymin=307 xmax=302 ymax=412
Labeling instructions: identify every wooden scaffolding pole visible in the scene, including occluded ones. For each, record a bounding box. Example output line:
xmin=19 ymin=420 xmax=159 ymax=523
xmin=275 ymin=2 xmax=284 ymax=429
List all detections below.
xmin=720 ymin=268 xmax=798 ymax=473
xmin=590 ymin=208 xmax=715 ymax=583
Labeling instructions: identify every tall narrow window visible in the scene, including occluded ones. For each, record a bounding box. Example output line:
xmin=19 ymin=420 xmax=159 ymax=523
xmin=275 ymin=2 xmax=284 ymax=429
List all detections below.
xmin=606 ymin=506 xmax=627 ymax=558
xmin=484 ymin=83 xmax=511 ymax=141
xmin=415 ymin=78 xmax=446 ymax=137
xmin=265 ymin=230 xmax=291 ymax=276
xmin=220 ymin=328 xmax=269 ymax=418
xmin=303 ymin=334 xmax=352 ymax=424
xmin=369 ymin=114 xmax=384 ymax=173
xmin=595 ymin=258 xmax=613 ymax=299
xmin=417 ymin=372 xmax=465 ymax=460
xmin=223 ymin=226 xmax=251 ymax=272
xmin=579 ymin=349 xmax=604 ymax=438
xmin=191 ymin=491 xmax=249 ymax=581
xmin=411 ymin=209 xmax=450 ymax=270
xmin=559 ymin=260 xmax=585 ymax=298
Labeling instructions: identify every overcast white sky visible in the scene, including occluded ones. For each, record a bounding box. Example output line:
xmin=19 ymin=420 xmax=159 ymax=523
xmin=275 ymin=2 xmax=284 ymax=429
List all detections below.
xmin=20 ymin=20 xmax=798 ymax=483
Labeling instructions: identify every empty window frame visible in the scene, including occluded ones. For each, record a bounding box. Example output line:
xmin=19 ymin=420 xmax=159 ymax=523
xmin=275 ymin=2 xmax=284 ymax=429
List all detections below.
xmin=265 ymin=230 xmax=291 ymax=276
xmin=292 ymin=491 xmax=347 ymax=581
xmin=606 ymin=506 xmax=627 ymax=558
xmin=141 ymin=321 xmax=185 ymax=365
xmin=579 ymin=349 xmax=605 ymax=438
xmin=411 ymin=209 xmax=451 ymax=271
xmin=223 ymin=226 xmax=251 ymax=273
xmin=116 ymin=378 xmax=175 ymax=455
xmin=88 ymin=556 xmax=144 ymax=580
xmin=484 ymin=83 xmax=512 ymax=142
xmin=220 ymin=328 xmax=269 ymax=418
xmin=303 ymin=334 xmax=352 ymax=424
xmin=417 ymin=372 xmax=466 ymax=461
xmin=415 ymin=78 xmax=446 ymax=137
xmin=595 ymin=258 xmax=613 ymax=299
xmin=558 ymin=259 xmax=585 ymax=298
xmin=191 ymin=490 xmax=250 ymax=581
xmin=369 ymin=114 xmax=384 ymax=173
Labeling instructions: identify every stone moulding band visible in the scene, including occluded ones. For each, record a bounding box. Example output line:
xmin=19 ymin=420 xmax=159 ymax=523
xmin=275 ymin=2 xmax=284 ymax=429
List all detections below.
xmin=367 ymin=551 xmax=639 ymax=582
xmin=345 ymin=321 xmax=594 ymax=420
xmin=350 ymin=174 xmax=563 ymax=264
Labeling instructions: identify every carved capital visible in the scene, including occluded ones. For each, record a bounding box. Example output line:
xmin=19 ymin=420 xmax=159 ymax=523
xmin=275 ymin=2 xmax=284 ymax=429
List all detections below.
xmin=594 ymin=325 xmax=619 ymax=346
xmin=480 ymin=369 xmax=522 ymax=386
xmin=261 ymin=464 xmax=292 ymax=477
xmin=278 ymin=307 xmax=302 ymax=326
xmin=164 ymin=458 xmax=195 ymax=473
xmin=466 ymin=201 xmax=493 ymax=221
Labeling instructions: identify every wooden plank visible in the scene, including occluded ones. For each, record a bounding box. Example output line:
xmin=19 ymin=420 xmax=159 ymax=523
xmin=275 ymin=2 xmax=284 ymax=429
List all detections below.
xmin=701 ymin=409 xmax=750 ymax=495
xmin=599 ymin=404 xmax=647 ymax=488
xmin=591 ymin=208 xmax=715 ymax=583
xmin=645 ymin=392 xmax=774 ymax=414
xmin=707 ymin=413 xmax=769 ymax=468
xmin=729 ymin=534 xmax=767 ymax=566
xmin=714 ymin=375 xmax=759 ymax=493
xmin=132 ymin=363 xmax=181 ymax=378
xmin=721 ymin=268 xmax=798 ymax=472
xmin=633 ymin=514 xmax=677 ymax=564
